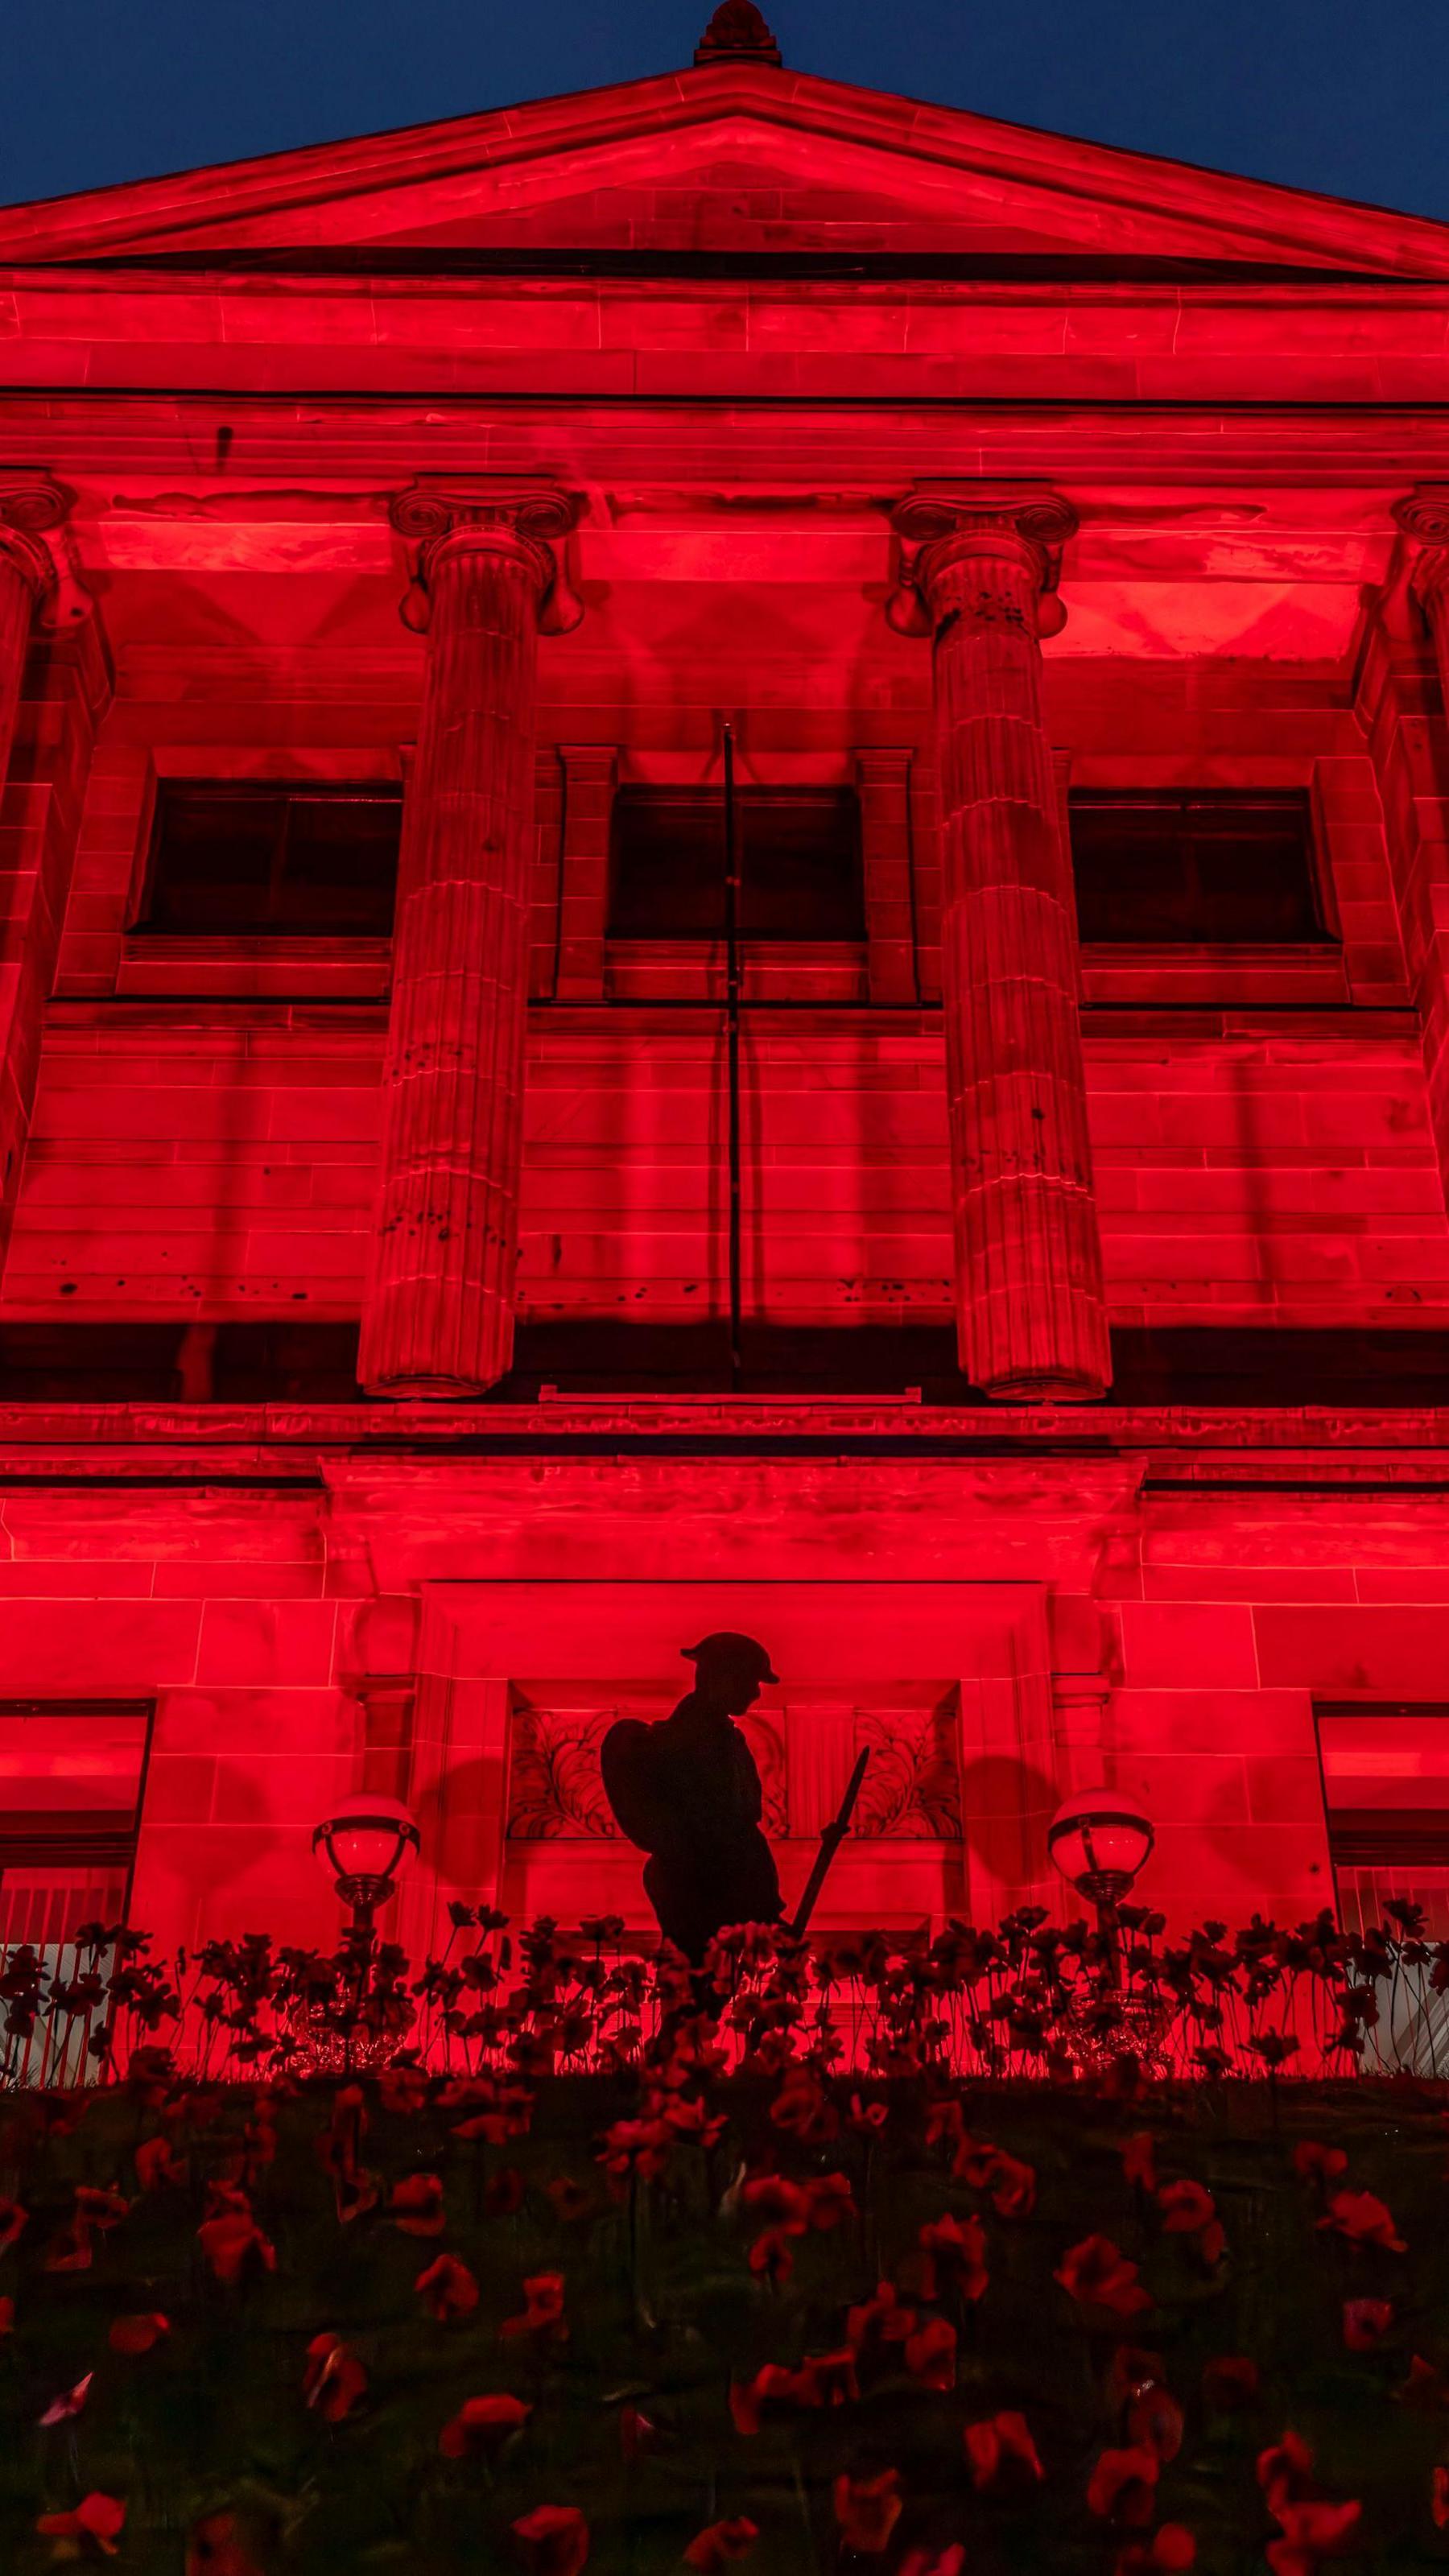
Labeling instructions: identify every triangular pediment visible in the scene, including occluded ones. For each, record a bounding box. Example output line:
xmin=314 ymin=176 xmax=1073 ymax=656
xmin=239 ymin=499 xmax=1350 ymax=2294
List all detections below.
xmin=2 ymin=59 xmax=1447 ymax=279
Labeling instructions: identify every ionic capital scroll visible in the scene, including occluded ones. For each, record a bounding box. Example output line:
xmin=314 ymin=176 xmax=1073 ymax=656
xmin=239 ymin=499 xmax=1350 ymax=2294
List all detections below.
xmin=1393 ymin=486 xmax=1449 ymax=617
xmin=390 ymin=477 xmax=584 ymax=635
xmin=0 ymin=473 xmax=90 ymax=630
xmin=886 ymin=481 xmax=1078 ymax=640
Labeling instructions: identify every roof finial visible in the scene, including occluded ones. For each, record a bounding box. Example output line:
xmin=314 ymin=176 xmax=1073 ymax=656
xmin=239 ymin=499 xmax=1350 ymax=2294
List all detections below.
xmin=694 ymin=2 xmax=782 ymax=66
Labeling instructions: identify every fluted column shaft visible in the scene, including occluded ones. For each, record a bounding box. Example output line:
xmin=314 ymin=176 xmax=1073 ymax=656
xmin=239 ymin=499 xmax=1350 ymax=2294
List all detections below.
xmin=894 ymin=486 xmax=1109 ymax=1399
xmin=360 ymin=482 xmax=579 ymax=1396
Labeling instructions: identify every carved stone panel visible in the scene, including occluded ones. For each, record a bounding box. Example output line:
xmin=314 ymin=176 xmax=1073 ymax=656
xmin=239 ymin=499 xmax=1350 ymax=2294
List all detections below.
xmin=507 ymin=1696 xmax=786 ymax=1840
xmin=852 ymin=1697 xmax=963 ymax=1839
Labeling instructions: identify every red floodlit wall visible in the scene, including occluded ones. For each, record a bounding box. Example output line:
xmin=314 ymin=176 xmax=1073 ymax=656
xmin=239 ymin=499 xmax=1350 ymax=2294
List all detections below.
xmin=6 ymin=25 xmax=1449 ymax=1961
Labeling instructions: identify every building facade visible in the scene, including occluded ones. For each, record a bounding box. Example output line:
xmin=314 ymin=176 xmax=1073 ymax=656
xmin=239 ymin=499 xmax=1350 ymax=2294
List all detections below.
xmin=1 ymin=3 xmax=1448 ymax=1965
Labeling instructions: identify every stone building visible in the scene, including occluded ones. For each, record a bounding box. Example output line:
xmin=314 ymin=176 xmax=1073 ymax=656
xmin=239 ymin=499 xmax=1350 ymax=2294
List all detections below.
xmin=0 ymin=3 xmax=1447 ymax=1964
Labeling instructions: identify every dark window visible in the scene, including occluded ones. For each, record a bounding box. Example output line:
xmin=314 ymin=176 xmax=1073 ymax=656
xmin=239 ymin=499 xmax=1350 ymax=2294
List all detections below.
xmin=139 ymin=784 xmax=402 ymax=935
xmin=609 ymin=788 xmax=865 ymax=940
xmin=1069 ymin=791 xmax=1328 ymax=943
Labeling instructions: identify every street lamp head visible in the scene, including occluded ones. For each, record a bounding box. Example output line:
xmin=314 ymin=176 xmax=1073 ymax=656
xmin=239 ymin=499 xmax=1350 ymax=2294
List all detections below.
xmin=1047 ymin=1787 xmax=1154 ymax=1908
xmin=312 ymin=1794 xmax=419 ymax=1911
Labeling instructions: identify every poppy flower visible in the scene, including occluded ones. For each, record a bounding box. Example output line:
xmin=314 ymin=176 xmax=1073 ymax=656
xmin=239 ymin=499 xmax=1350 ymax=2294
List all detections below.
xmin=135 ymin=2136 xmax=188 ymax=2191
xmin=596 ymin=2116 xmax=671 ymax=2183
xmin=0 ymin=2197 xmax=27 ymax=2256
xmin=440 ymin=2393 xmax=532 ymax=2458
xmin=847 ymin=2282 xmax=917 ymax=2351
xmin=197 ymin=2207 xmax=276 ymax=2285
xmin=925 ymin=2099 xmax=966 ymax=2152
xmin=184 ymin=2509 xmax=266 ymax=2575
xmin=963 ymin=2410 xmax=1044 ymax=2495
xmin=416 ymin=2254 xmax=480 ymax=2320
xmin=683 ymin=2517 xmax=758 ymax=2570
xmin=769 ymin=2072 xmax=839 ymax=2145
xmin=42 ymin=2220 xmax=93 ymax=2273
xmin=805 ymin=2172 xmax=855 ymax=2231
xmin=833 ymin=2470 xmax=902 ymax=2554
xmin=390 ymin=2174 xmax=446 ymax=2236
xmin=35 ymin=2493 xmax=126 ymax=2555
xmin=1055 ymin=2235 xmax=1152 ymax=2320
xmin=1156 ymin=2181 xmax=1225 ymax=2268
xmin=302 ymin=2331 xmax=366 ymax=2423
xmin=1203 ymin=2354 xmax=1259 ymax=2411
xmin=981 ymin=2150 xmax=1036 ymax=2219
xmin=1318 ymin=2189 xmax=1406 ymax=2252
xmin=849 ymin=2095 xmax=889 ymax=2134
xmin=904 ymin=2317 xmax=957 ymax=2391
xmin=1126 ymin=2383 xmax=1185 ymax=2465
xmin=1432 ymin=2467 xmax=1449 ymax=2532
xmin=1399 ymin=2355 xmax=1449 ymax=2409
xmin=1121 ymin=2135 xmax=1159 ymax=2192
xmin=1087 ymin=2446 xmax=1160 ymax=2529
xmin=39 ymin=2374 xmax=93 ymax=2427
xmin=918 ymin=2212 xmax=989 ymax=2303
xmin=1292 ymin=2140 xmax=1347 ymax=2186
xmin=1115 ymin=2530 xmax=1196 ymax=2574
xmin=1257 ymin=2432 xmax=1316 ymax=2517
xmin=0 ymin=2297 xmax=13 ymax=2335
xmin=748 ymin=2228 xmax=795 ymax=2286
xmin=76 ymin=2186 xmax=130 ymax=2230
xmin=378 ymin=2069 xmax=429 ymax=2116
xmin=729 ymin=2362 xmax=821 ymax=2437
xmin=501 ymin=2272 xmax=567 ymax=2339
xmin=109 ymin=2312 xmax=170 ymax=2355
xmin=899 ymin=2553 xmax=966 ymax=2576
xmin=1343 ymin=2298 xmax=1393 ymax=2352
xmin=1265 ymin=2500 xmax=1361 ymax=2575
xmin=511 ymin=2504 xmax=589 ymax=2575
xmin=741 ymin=2176 xmax=810 ymax=2231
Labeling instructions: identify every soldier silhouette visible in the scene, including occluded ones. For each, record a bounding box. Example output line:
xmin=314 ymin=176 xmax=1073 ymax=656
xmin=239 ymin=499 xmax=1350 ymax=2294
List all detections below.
xmin=601 ymin=1633 xmax=784 ymax=1965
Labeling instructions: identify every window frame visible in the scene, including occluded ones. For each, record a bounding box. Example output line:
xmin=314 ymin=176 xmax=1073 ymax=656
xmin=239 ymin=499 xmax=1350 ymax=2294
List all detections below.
xmin=606 ymin=782 xmax=867 ymax=946
xmin=134 ymin=777 xmax=405 ymax=942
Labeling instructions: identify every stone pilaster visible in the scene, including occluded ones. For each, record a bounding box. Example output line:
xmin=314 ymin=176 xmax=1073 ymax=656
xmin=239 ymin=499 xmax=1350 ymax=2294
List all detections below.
xmin=889 ymin=484 xmax=1109 ymax=1400
xmin=359 ymin=479 xmax=581 ymax=1396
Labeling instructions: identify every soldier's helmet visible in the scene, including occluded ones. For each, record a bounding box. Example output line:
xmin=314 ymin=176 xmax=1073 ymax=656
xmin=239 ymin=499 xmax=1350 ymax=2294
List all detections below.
xmin=683 ymin=1632 xmax=779 ymax=1686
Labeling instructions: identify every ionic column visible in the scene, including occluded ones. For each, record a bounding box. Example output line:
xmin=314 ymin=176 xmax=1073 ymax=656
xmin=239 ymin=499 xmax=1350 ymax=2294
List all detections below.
xmin=889 ymin=483 xmax=1109 ymax=1399
xmin=359 ymin=480 xmax=581 ymax=1396
xmin=0 ymin=476 xmax=72 ymax=809
xmin=1389 ymin=491 xmax=1449 ymax=1228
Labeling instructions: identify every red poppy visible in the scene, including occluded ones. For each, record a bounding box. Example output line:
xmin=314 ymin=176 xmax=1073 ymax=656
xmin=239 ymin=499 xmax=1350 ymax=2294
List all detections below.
xmin=440 ymin=2393 xmax=532 ymax=2458
xmin=833 ymin=2470 xmax=902 ymax=2554
xmin=511 ymin=2504 xmax=589 ymax=2575
xmin=904 ymin=2317 xmax=957 ymax=2391
xmin=925 ymin=2099 xmax=966 ymax=2152
xmin=76 ymin=2186 xmax=130 ymax=2230
xmin=1203 ymin=2355 xmax=1259 ymax=2411
xmin=847 ymin=2282 xmax=917 ymax=2351
xmin=135 ymin=2136 xmax=188 ymax=2191
xmin=849 ymin=2095 xmax=889 ymax=2134
xmin=729 ymin=2363 xmax=821 ymax=2437
xmin=501 ymin=2272 xmax=567 ymax=2339
xmin=919 ymin=2212 xmax=989 ymax=2303
xmin=43 ymin=2219 xmax=93 ymax=2273
xmin=0 ymin=2197 xmax=27 ymax=2256
xmin=1400 ymin=2355 xmax=1449 ymax=2409
xmin=899 ymin=2553 xmax=966 ymax=2576
xmin=1257 ymin=2432 xmax=1316 ymax=2518
xmin=596 ymin=2116 xmax=671 ymax=2183
xmin=302 ymin=2331 xmax=366 ymax=2423
xmin=1265 ymin=2500 xmax=1361 ymax=2575
xmin=1121 ymin=2134 xmax=1159 ymax=2192
xmin=35 ymin=2493 xmax=126 ymax=2555
xmin=770 ymin=2072 xmax=839 ymax=2145
xmin=109 ymin=2312 xmax=170 ymax=2355
xmin=1343 ymin=2298 xmax=1393 ymax=2352
xmin=1156 ymin=2181 xmax=1224 ymax=2268
xmin=804 ymin=2172 xmax=855 ymax=2231
xmin=1055 ymin=2235 xmax=1152 ymax=2320
xmin=1115 ymin=2531 xmax=1196 ymax=2575
xmin=39 ymin=2375 xmax=93 ymax=2427
xmin=1292 ymin=2141 xmax=1347 ymax=2186
xmin=1087 ymin=2446 xmax=1161 ymax=2529
xmin=981 ymin=2149 xmax=1037 ymax=2219
xmin=485 ymin=2166 xmax=527 ymax=2217
xmin=1432 ymin=2467 xmax=1449 ymax=2532
xmin=184 ymin=2509 xmax=266 ymax=2576
xmin=377 ymin=2069 xmax=429 ymax=2116
xmin=390 ymin=2173 xmax=446 ymax=2237
xmin=683 ymin=2517 xmax=758 ymax=2570
xmin=0 ymin=2297 xmax=12 ymax=2335
xmin=415 ymin=2254 xmax=480 ymax=2321
xmin=198 ymin=2205 xmax=276 ymax=2284
xmin=741 ymin=2175 xmax=810 ymax=2232
xmin=1318 ymin=2188 xmax=1406 ymax=2252
xmin=748 ymin=2229 xmax=795 ymax=2286
xmin=963 ymin=2410 xmax=1044 ymax=2494
xmin=1126 ymin=2383 xmax=1185 ymax=2465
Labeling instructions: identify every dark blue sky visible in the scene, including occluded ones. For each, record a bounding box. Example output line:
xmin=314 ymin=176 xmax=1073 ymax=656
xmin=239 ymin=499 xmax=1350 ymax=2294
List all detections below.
xmin=3 ymin=0 xmax=1447 ymax=223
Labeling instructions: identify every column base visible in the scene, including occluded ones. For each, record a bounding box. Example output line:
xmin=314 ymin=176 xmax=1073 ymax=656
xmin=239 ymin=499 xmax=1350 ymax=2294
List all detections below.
xmin=361 ymin=1372 xmax=502 ymax=1402
xmin=980 ymin=1369 xmax=1108 ymax=1405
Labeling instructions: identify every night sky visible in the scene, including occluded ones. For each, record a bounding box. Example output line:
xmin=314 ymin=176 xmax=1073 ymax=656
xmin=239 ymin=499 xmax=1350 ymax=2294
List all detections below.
xmin=2 ymin=0 xmax=1446 ymax=223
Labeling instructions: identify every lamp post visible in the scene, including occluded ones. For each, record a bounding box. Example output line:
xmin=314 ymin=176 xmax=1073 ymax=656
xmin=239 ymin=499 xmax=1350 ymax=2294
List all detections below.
xmin=312 ymin=1793 xmax=419 ymax=1946
xmin=1046 ymin=1787 xmax=1154 ymax=1987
